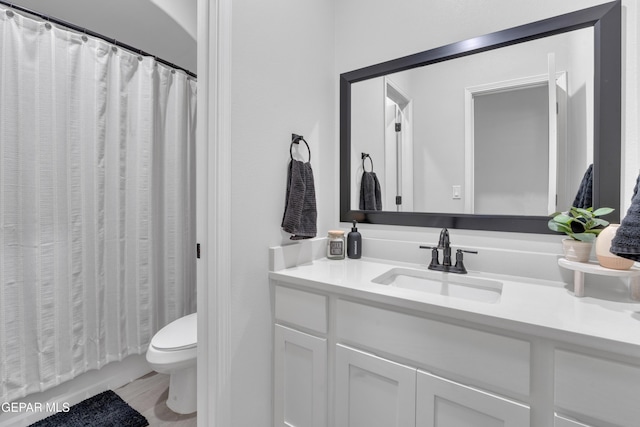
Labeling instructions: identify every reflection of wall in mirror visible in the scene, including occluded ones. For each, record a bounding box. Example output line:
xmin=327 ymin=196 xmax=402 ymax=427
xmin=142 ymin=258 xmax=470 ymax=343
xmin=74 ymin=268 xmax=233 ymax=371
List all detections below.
xmin=410 ymin=28 xmax=593 ymax=214
xmin=350 ymin=27 xmax=594 ymax=215
xmin=351 ymin=78 xmax=386 ymax=209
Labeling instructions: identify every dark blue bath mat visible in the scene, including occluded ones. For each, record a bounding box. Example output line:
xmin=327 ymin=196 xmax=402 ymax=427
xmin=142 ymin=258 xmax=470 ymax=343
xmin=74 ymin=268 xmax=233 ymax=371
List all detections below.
xmin=29 ymin=390 xmax=148 ymax=427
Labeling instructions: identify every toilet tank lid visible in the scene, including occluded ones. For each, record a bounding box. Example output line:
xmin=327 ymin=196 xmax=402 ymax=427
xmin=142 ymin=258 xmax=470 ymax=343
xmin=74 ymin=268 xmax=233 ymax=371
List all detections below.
xmin=151 ymin=312 xmax=197 ymax=351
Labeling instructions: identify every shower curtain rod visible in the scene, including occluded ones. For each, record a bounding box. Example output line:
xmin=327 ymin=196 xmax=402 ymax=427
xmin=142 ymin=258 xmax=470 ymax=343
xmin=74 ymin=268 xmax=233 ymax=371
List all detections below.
xmin=0 ymin=0 xmax=197 ymax=78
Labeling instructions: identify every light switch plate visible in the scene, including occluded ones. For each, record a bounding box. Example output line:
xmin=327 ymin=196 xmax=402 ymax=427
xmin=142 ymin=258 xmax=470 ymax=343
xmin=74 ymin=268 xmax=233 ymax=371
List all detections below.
xmin=452 ymin=185 xmax=461 ymax=199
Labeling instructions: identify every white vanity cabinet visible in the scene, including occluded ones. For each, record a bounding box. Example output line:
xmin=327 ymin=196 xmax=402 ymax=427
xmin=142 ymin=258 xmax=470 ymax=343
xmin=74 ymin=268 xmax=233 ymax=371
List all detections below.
xmin=273 ymin=286 xmax=328 ymax=427
xmin=271 ymin=273 xmax=640 ymax=427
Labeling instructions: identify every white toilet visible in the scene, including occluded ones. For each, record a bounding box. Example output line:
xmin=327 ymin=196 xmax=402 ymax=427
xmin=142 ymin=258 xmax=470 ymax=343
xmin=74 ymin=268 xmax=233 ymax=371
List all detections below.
xmin=146 ymin=312 xmax=197 ymax=414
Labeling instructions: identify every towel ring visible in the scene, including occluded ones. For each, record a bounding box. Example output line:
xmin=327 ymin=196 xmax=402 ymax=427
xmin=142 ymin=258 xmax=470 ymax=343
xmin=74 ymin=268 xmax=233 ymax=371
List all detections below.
xmin=362 ymin=153 xmax=373 ymax=172
xmin=290 ymin=134 xmax=311 ymax=162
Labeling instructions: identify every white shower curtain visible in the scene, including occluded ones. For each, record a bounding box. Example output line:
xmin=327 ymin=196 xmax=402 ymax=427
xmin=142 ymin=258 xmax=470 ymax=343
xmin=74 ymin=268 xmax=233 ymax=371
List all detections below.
xmin=0 ymin=6 xmax=196 ymax=401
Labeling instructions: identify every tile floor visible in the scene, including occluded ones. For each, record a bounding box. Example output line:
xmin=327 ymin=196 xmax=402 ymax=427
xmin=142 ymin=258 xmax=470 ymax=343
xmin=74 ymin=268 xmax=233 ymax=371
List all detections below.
xmin=115 ymin=372 xmax=197 ymax=426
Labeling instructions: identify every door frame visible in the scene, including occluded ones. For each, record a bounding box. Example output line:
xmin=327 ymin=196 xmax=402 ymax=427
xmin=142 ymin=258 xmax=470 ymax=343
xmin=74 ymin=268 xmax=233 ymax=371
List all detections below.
xmin=464 ymin=72 xmax=568 ymax=214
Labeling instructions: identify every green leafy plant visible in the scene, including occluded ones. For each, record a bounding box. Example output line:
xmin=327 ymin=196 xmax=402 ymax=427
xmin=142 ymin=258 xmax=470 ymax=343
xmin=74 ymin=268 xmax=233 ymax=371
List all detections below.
xmin=548 ymin=207 xmax=614 ymax=242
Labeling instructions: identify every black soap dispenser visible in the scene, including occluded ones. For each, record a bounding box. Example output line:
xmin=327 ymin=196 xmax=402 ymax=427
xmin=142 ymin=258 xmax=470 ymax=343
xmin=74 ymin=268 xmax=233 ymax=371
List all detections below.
xmin=347 ymin=220 xmax=362 ymax=259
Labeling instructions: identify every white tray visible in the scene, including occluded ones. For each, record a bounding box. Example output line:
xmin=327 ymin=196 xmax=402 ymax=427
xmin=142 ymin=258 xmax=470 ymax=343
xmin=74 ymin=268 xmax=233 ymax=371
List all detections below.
xmin=558 ymin=258 xmax=640 ymax=299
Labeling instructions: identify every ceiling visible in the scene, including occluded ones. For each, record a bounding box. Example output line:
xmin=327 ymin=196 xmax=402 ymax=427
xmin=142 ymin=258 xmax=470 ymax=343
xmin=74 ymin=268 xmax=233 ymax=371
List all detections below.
xmin=8 ymin=0 xmax=197 ymax=73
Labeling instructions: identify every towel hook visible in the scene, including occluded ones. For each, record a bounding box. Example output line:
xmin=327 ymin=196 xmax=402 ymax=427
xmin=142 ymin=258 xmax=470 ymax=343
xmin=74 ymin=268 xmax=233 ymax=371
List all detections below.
xmin=362 ymin=153 xmax=373 ymax=172
xmin=290 ymin=134 xmax=311 ymax=163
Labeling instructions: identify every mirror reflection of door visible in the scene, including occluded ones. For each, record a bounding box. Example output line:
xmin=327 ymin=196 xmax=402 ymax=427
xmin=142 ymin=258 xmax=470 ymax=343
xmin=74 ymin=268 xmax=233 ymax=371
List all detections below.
xmin=466 ymin=71 xmax=567 ymax=216
xmin=384 ymin=78 xmax=414 ymax=211
xmin=474 ymin=84 xmax=549 ymax=216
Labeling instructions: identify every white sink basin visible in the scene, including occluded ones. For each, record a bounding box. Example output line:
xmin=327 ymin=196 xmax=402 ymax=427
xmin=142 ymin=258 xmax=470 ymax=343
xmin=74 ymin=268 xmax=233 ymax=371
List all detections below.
xmin=372 ymin=267 xmax=502 ymax=303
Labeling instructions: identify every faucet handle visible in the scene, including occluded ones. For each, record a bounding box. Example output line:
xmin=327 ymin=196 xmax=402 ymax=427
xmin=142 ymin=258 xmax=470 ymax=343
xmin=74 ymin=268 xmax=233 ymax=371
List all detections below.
xmin=453 ymin=249 xmax=477 ymax=274
xmin=419 ymin=245 xmax=440 ymax=268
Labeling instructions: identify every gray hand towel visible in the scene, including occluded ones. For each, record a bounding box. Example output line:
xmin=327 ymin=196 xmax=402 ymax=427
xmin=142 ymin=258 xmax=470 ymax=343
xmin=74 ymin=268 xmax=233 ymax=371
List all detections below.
xmin=572 ymin=163 xmax=593 ymax=209
xmin=281 ymin=159 xmax=317 ymax=240
xmin=610 ymin=173 xmax=640 ymax=261
xmin=359 ymin=171 xmax=382 ymax=211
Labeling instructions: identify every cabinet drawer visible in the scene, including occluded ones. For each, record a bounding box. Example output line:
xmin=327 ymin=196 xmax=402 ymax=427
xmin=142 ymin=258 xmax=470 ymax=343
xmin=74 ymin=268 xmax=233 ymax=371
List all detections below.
xmin=555 ymin=349 xmax=640 ymax=427
xmin=275 ymin=285 xmax=328 ymax=334
xmin=336 ymin=300 xmax=530 ymax=397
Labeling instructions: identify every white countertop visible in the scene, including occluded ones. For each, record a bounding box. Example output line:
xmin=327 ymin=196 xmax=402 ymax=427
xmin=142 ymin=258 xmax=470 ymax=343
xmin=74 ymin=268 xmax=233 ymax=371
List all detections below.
xmin=269 ymin=257 xmax=640 ymax=355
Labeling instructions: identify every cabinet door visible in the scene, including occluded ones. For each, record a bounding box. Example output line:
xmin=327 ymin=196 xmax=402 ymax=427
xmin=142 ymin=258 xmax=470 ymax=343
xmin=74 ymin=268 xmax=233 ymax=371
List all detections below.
xmin=416 ymin=370 xmax=529 ymax=427
xmin=335 ymin=344 xmax=416 ymax=427
xmin=554 ymin=414 xmax=594 ymax=427
xmin=274 ymin=324 xmax=327 ymax=427
xmin=555 ymin=349 xmax=640 ymax=427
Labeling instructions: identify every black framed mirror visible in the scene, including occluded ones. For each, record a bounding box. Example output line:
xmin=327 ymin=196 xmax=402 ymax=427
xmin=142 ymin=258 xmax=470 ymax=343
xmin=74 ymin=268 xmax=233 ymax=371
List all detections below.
xmin=340 ymin=1 xmax=620 ymax=233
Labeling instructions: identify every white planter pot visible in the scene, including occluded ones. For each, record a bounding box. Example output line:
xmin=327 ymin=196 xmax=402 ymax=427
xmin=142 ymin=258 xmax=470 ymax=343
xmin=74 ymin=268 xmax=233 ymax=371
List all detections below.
xmin=562 ymin=238 xmax=593 ymax=263
xmin=595 ymin=224 xmax=634 ymax=270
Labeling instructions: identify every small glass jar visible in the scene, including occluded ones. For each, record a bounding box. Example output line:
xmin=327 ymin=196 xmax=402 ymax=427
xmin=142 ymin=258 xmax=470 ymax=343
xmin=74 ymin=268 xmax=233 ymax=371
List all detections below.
xmin=327 ymin=230 xmax=346 ymax=260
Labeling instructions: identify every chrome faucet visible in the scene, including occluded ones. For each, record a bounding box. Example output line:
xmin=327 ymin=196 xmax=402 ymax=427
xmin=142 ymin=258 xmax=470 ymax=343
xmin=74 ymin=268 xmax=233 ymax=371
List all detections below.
xmin=420 ymin=228 xmax=477 ymax=274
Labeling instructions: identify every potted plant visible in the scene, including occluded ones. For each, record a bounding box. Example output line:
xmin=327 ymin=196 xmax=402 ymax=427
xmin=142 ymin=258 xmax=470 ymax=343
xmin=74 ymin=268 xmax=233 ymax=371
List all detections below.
xmin=548 ymin=207 xmax=614 ymax=262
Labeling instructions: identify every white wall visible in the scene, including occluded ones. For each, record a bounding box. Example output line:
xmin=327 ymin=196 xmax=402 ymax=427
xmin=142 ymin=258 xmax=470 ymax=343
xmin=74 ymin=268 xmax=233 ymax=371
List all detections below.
xmin=228 ymin=1 xmax=335 ymax=425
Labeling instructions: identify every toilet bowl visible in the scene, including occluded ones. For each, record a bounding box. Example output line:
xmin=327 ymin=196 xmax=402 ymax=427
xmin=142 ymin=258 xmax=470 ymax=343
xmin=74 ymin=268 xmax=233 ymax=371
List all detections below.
xmin=146 ymin=312 xmax=197 ymax=414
